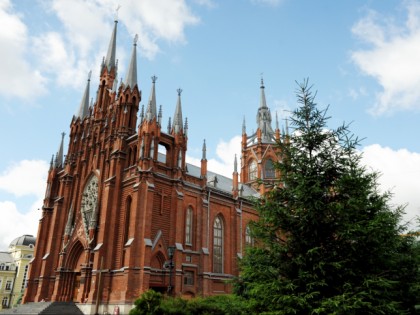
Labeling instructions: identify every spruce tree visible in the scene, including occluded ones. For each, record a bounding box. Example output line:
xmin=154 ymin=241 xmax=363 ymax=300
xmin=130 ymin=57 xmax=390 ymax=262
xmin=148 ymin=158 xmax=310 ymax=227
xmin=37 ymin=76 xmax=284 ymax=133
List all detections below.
xmin=236 ymin=80 xmax=420 ymax=315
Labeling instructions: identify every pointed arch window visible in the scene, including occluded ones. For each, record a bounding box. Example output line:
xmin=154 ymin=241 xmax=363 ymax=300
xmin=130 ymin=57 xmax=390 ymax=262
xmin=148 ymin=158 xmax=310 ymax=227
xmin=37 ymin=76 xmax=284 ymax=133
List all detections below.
xmin=264 ymin=159 xmax=275 ymax=179
xmin=185 ymin=207 xmax=193 ymax=245
xmin=249 ymin=160 xmax=257 ymax=181
xmin=124 ymin=197 xmax=132 ymax=244
xmin=245 ymin=225 xmax=254 ymax=247
xmin=213 ymin=216 xmax=224 ymax=273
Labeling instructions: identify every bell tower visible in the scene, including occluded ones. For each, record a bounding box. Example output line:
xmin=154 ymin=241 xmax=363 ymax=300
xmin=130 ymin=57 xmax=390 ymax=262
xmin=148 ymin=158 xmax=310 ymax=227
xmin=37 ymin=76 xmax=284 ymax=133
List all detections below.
xmin=241 ymin=78 xmax=281 ymax=194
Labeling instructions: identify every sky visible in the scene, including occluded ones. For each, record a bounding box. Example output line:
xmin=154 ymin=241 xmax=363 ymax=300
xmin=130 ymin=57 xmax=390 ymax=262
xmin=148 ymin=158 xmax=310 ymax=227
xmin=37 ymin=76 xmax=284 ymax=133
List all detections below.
xmin=0 ymin=0 xmax=419 ymax=249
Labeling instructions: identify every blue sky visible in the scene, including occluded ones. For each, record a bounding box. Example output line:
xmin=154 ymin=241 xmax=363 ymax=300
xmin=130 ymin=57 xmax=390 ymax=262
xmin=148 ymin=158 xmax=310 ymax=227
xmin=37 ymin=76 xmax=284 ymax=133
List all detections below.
xmin=0 ymin=0 xmax=419 ymax=248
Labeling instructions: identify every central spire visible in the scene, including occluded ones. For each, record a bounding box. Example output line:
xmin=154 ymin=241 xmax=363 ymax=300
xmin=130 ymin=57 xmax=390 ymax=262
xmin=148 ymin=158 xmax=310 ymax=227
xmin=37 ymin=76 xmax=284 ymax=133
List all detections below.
xmin=104 ymin=20 xmax=118 ymax=71
xmin=255 ymin=77 xmax=275 ymax=143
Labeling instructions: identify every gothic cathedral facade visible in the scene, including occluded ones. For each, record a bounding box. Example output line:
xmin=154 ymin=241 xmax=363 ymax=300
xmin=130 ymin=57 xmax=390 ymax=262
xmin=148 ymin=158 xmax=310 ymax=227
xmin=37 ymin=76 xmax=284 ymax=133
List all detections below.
xmin=23 ymin=20 xmax=282 ymax=314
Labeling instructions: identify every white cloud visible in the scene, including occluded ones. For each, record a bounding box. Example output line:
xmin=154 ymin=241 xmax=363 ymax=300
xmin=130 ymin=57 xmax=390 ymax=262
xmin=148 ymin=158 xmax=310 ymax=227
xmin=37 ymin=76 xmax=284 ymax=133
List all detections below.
xmin=362 ymin=144 xmax=420 ymax=230
xmin=0 ymin=200 xmax=40 ymax=250
xmin=0 ymin=159 xmax=47 ymax=249
xmin=351 ymin=3 xmax=420 ymax=115
xmin=33 ymin=0 xmax=200 ymax=87
xmin=0 ymin=160 xmax=48 ymax=197
xmin=188 ymin=137 xmax=420 ymax=231
xmin=187 ymin=136 xmax=242 ymax=178
xmin=119 ymin=0 xmax=199 ymax=59
xmin=0 ymin=0 xmax=47 ymax=100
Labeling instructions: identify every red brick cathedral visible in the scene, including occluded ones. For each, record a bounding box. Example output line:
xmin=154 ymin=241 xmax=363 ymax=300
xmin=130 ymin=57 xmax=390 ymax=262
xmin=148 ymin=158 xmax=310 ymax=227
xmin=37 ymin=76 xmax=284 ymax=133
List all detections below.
xmin=23 ymin=20 xmax=282 ymax=314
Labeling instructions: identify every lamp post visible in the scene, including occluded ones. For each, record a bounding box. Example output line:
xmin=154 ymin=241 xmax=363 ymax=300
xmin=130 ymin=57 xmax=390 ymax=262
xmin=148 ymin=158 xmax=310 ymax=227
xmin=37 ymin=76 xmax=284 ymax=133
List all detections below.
xmin=167 ymin=246 xmax=176 ymax=295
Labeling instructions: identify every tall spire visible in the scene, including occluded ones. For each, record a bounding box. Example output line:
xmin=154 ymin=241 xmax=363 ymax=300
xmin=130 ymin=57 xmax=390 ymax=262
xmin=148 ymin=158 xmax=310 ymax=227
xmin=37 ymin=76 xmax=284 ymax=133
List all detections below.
xmin=104 ymin=20 xmax=118 ymax=71
xmin=77 ymin=71 xmax=91 ymax=119
xmin=242 ymin=116 xmax=246 ymax=135
xmin=172 ymin=88 xmax=183 ymax=134
xmin=145 ymin=76 xmax=157 ymax=121
xmin=125 ymin=34 xmax=138 ymax=89
xmin=234 ymin=154 xmax=238 ymax=173
xmin=255 ymin=78 xmax=275 ymax=143
xmin=259 ymin=77 xmax=268 ymax=109
xmin=55 ymin=132 xmax=65 ymax=168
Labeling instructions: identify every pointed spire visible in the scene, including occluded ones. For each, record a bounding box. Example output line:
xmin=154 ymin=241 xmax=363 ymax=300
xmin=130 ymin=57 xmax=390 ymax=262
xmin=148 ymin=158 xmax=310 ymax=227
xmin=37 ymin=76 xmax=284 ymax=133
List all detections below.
xmin=276 ymin=111 xmax=279 ymax=130
xmin=286 ymin=117 xmax=289 ymax=136
xmin=104 ymin=20 xmax=118 ymax=71
xmin=259 ymin=77 xmax=268 ymax=109
xmin=167 ymin=117 xmax=172 ymax=133
xmin=77 ymin=71 xmax=91 ymax=119
xmin=172 ymin=88 xmax=183 ymax=134
xmin=145 ymin=76 xmax=157 ymax=121
xmin=255 ymin=78 xmax=275 ymax=143
xmin=202 ymin=139 xmax=206 ymax=160
xmin=139 ymin=104 xmax=144 ymax=124
xmin=158 ymin=105 xmax=162 ymax=125
xmin=234 ymin=154 xmax=238 ymax=173
xmin=184 ymin=117 xmax=188 ymax=136
xmin=125 ymin=34 xmax=138 ymax=89
xmin=55 ymin=132 xmax=65 ymax=168
xmin=242 ymin=116 xmax=246 ymax=135
xmin=49 ymin=155 xmax=54 ymax=171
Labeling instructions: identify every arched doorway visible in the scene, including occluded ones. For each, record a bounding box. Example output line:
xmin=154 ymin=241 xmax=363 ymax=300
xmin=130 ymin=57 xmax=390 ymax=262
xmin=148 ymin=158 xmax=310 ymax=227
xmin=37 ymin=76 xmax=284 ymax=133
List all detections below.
xmin=66 ymin=241 xmax=85 ymax=302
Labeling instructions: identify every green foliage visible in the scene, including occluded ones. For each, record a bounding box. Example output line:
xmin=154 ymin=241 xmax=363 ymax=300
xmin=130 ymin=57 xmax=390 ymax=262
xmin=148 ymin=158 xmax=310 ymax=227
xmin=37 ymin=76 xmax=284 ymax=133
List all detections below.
xmin=235 ymin=79 xmax=420 ymax=315
xmin=129 ymin=291 xmax=250 ymax=315
xmin=129 ymin=290 xmax=164 ymax=315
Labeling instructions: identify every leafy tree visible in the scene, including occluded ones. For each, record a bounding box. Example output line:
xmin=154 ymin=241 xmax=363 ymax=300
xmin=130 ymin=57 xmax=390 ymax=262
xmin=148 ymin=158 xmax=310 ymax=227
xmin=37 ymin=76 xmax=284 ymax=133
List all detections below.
xmin=235 ymin=80 xmax=420 ymax=315
xmin=129 ymin=290 xmax=164 ymax=315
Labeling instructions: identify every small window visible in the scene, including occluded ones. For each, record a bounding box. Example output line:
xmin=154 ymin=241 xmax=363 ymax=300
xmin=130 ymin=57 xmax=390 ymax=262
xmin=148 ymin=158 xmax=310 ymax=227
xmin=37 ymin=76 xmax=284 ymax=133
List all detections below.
xmin=264 ymin=159 xmax=275 ymax=179
xmin=245 ymin=225 xmax=254 ymax=247
xmin=5 ymin=280 xmax=12 ymax=291
xmin=185 ymin=207 xmax=193 ymax=245
xmin=2 ymin=296 xmax=8 ymax=307
xmin=249 ymin=160 xmax=257 ymax=181
xmin=213 ymin=216 xmax=224 ymax=273
xmin=183 ymin=271 xmax=194 ymax=286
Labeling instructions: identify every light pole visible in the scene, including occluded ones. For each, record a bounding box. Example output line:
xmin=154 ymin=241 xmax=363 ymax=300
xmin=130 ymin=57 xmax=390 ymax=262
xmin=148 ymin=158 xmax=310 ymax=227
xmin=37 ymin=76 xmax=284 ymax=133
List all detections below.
xmin=167 ymin=246 xmax=176 ymax=295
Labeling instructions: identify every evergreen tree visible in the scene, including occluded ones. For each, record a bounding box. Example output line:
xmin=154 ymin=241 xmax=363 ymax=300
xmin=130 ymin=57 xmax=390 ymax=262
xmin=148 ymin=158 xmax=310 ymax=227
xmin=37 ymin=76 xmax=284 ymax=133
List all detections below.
xmin=235 ymin=80 xmax=420 ymax=315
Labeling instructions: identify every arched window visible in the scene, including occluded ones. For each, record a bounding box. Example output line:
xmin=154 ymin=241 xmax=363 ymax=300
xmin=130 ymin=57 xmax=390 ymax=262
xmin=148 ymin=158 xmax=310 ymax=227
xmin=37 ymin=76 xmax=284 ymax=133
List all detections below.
xmin=185 ymin=207 xmax=193 ymax=245
xmin=245 ymin=225 xmax=254 ymax=247
xmin=124 ymin=197 xmax=132 ymax=244
xmin=213 ymin=216 xmax=223 ymax=273
xmin=264 ymin=159 xmax=275 ymax=179
xmin=80 ymin=176 xmax=99 ymax=239
xmin=249 ymin=160 xmax=257 ymax=181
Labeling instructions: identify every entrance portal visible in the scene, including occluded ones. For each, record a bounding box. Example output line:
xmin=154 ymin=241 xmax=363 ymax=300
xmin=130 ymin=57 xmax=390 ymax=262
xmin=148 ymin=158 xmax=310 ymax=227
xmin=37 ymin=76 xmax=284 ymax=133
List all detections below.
xmin=72 ymin=273 xmax=81 ymax=301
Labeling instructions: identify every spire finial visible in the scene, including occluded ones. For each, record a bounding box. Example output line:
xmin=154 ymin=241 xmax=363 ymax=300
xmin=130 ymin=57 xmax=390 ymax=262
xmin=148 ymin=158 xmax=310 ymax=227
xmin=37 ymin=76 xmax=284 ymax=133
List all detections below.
xmin=242 ymin=116 xmax=246 ymax=134
xmin=234 ymin=154 xmax=238 ymax=173
xmin=134 ymin=34 xmax=138 ymax=45
xmin=115 ymin=4 xmax=121 ymax=21
xmin=177 ymin=88 xmax=183 ymax=96
xmin=260 ymin=74 xmax=264 ymax=88
xmin=151 ymin=75 xmax=157 ymax=84
xmin=276 ymin=111 xmax=279 ymax=130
